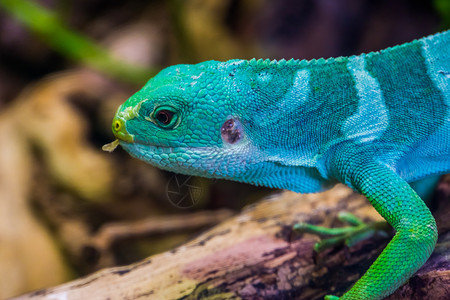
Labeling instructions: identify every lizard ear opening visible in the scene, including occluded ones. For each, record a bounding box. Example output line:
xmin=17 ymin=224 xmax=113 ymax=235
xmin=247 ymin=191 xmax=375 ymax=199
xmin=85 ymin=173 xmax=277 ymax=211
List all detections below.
xmin=221 ymin=118 xmax=243 ymax=144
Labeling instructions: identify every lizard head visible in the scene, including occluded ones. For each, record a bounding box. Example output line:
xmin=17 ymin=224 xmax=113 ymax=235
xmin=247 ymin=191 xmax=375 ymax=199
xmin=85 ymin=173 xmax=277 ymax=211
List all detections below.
xmin=106 ymin=60 xmax=263 ymax=179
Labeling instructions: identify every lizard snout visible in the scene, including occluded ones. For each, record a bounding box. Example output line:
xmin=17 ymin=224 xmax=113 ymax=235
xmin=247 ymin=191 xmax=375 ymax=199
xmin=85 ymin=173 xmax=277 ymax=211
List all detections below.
xmin=112 ymin=116 xmax=134 ymax=143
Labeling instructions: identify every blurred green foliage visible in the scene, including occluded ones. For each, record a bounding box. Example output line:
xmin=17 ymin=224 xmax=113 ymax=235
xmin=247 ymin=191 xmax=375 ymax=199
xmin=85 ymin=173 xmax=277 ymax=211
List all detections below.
xmin=434 ymin=0 xmax=450 ymax=29
xmin=0 ymin=0 xmax=155 ymax=84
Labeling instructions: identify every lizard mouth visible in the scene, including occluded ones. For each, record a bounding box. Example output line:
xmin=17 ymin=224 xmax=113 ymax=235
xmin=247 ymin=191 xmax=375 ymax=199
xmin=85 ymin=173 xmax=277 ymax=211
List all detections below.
xmin=102 ymin=116 xmax=135 ymax=152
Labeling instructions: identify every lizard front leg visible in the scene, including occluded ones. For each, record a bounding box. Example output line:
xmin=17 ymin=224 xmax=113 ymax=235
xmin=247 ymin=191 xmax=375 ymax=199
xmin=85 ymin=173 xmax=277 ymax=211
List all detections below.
xmin=323 ymin=155 xmax=438 ymax=300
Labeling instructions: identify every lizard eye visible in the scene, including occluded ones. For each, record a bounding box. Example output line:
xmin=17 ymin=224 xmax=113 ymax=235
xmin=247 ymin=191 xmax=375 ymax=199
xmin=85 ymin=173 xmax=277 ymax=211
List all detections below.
xmin=151 ymin=106 xmax=179 ymax=129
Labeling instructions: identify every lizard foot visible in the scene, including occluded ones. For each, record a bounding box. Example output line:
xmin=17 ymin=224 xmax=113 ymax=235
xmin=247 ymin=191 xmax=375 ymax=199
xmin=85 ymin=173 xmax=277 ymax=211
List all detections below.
xmin=293 ymin=212 xmax=390 ymax=252
xmin=324 ymin=295 xmax=339 ymax=300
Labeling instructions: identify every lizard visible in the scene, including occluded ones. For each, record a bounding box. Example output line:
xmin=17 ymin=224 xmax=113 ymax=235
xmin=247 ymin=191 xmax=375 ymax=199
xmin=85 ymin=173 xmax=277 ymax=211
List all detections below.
xmin=103 ymin=30 xmax=450 ymax=299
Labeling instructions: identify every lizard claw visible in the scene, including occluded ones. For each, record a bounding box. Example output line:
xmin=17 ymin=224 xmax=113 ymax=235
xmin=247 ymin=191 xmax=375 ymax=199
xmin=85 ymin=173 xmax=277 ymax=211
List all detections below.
xmin=293 ymin=212 xmax=391 ymax=252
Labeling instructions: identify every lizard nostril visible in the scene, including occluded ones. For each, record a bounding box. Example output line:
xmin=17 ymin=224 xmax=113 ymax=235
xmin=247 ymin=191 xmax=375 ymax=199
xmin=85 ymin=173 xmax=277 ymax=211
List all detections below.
xmin=111 ymin=117 xmax=134 ymax=143
xmin=114 ymin=120 xmax=121 ymax=131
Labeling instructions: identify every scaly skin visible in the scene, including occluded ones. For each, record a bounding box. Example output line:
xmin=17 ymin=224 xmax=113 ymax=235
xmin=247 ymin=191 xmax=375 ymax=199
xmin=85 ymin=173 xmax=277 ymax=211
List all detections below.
xmin=108 ymin=30 xmax=450 ymax=299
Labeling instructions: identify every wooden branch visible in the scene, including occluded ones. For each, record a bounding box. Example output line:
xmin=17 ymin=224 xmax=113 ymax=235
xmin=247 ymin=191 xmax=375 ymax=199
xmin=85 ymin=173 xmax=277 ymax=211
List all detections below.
xmin=85 ymin=209 xmax=235 ymax=269
xmin=14 ymin=180 xmax=450 ymax=300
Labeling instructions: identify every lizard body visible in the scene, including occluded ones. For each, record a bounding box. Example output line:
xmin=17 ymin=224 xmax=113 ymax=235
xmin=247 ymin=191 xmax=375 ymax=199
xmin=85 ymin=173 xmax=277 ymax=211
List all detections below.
xmin=107 ymin=30 xmax=450 ymax=299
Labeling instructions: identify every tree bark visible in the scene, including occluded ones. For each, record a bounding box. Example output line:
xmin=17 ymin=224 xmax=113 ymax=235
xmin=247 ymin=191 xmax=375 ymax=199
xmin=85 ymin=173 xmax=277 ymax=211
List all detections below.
xmin=14 ymin=179 xmax=450 ymax=300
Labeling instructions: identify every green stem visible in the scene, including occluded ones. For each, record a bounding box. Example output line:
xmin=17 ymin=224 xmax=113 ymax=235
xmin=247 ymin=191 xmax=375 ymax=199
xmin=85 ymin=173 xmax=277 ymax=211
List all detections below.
xmin=0 ymin=0 xmax=156 ymax=84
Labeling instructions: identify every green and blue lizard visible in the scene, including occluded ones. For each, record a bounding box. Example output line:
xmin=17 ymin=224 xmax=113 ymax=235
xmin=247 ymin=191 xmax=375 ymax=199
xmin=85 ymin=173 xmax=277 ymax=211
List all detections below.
xmin=105 ymin=30 xmax=450 ymax=299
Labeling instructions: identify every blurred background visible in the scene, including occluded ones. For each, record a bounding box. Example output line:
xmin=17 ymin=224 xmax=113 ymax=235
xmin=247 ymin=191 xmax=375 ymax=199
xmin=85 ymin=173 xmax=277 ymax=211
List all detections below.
xmin=0 ymin=0 xmax=448 ymax=298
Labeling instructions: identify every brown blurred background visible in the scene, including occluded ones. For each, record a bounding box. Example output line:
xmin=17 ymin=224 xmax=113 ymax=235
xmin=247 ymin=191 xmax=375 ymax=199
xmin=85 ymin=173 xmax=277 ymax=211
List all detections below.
xmin=0 ymin=0 xmax=447 ymax=298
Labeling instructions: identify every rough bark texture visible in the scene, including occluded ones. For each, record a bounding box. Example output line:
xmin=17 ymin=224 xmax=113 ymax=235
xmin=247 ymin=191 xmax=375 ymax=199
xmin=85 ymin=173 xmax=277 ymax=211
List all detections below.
xmin=14 ymin=179 xmax=450 ymax=300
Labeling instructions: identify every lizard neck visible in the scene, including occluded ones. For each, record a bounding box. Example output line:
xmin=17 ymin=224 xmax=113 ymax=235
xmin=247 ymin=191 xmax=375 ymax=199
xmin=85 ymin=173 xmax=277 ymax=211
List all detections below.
xmin=224 ymin=56 xmax=361 ymax=169
xmin=222 ymin=30 xmax=449 ymax=182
